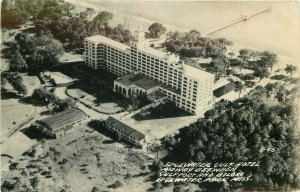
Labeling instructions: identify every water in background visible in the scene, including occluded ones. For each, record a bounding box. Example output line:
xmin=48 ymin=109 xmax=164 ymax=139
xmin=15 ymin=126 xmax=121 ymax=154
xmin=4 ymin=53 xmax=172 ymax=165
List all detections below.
xmin=71 ymin=0 xmax=300 ymax=61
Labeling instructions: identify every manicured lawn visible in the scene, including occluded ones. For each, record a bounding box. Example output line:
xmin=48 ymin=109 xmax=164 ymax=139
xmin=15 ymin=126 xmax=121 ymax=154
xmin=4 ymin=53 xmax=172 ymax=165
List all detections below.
xmin=132 ymin=101 xmax=192 ymax=121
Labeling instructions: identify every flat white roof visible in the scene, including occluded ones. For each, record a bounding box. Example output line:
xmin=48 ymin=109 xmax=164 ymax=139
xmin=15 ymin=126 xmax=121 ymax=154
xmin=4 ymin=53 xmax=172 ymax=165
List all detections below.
xmin=139 ymin=46 xmax=166 ymax=60
xmin=85 ymin=35 xmax=179 ymax=62
xmin=214 ymin=79 xmax=230 ymax=90
xmin=183 ymin=65 xmax=215 ymax=81
xmin=85 ymin=35 xmax=130 ymax=51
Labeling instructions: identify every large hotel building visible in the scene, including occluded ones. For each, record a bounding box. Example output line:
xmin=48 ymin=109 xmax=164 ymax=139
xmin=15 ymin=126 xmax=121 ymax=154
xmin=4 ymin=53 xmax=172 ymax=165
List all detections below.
xmin=84 ymin=32 xmax=215 ymax=115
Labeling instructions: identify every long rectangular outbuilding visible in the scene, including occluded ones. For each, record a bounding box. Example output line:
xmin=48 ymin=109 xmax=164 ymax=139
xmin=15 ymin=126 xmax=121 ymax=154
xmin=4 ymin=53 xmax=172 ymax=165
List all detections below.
xmin=32 ymin=107 xmax=88 ymax=138
xmin=105 ymin=116 xmax=146 ymax=148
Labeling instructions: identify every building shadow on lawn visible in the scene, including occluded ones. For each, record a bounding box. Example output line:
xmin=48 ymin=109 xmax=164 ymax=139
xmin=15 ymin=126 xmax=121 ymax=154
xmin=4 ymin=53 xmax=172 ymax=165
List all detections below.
xmin=20 ymin=126 xmax=50 ymax=141
xmin=68 ymin=80 xmax=131 ymax=109
xmin=51 ymin=63 xmax=117 ymax=87
xmin=132 ymin=101 xmax=193 ymax=121
xmin=19 ymin=96 xmax=42 ymax=107
xmin=270 ymin=74 xmax=287 ymax=81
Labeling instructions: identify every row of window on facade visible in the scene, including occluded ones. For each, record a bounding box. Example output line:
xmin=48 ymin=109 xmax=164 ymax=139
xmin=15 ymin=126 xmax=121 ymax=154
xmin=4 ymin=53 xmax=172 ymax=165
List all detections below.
xmin=107 ymin=125 xmax=140 ymax=143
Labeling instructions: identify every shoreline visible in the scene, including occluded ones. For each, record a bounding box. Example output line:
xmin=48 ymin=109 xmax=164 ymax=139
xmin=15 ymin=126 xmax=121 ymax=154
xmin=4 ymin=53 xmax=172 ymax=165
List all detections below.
xmin=66 ymin=0 xmax=298 ymax=74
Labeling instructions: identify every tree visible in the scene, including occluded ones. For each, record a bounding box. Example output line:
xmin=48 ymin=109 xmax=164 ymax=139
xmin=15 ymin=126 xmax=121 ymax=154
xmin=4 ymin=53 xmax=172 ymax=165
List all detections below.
xmin=284 ymin=64 xmax=297 ymax=76
xmin=210 ymin=54 xmax=229 ymax=80
xmin=228 ymin=52 xmax=235 ymax=59
xmin=275 ymin=88 xmax=287 ymax=102
xmin=169 ymin=87 xmax=297 ymax=191
xmin=260 ymin=51 xmax=278 ymax=72
xmin=79 ymin=11 xmax=89 ymax=20
xmin=30 ymin=35 xmax=64 ymax=70
xmin=31 ymin=87 xmax=58 ymax=105
xmin=36 ymin=0 xmax=73 ymax=20
xmin=148 ymin=23 xmax=167 ymax=38
xmin=236 ymin=83 xmax=245 ymax=98
xmin=53 ymin=98 xmax=76 ymax=113
xmin=86 ymin=7 xmax=95 ymax=20
xmin=62 ymin=2 xmax=75 ymax=16
xmin=9 ymin=75 xmax=28 ymax=96
xmin=238 ymin=49 xmax=251 ymax=62
xmin=10 ymin=50 xmax=27 ymax=73
xmin=30 ymin=177 xmax=39 ymax=190
xmin=1 ymin=75 xmax=8 ymax=91
xmin=15 ymin=33 xmax=35 ymax=54
xmin=93 ymin=11 xmax=113 ymax=25
xmin=216 ymin=37 xmax=233 ymax=54
xmin=1 ymin=0 xmax=43 ymax=28
xmin=237 ymin=59 xmax=247 ymax=72
xmin=250 ymin=50 xmax=260 ymax=61
xmin=91 ymin=187 xmax=100 ymax=192
xmin=254 ymin=67 xmax=270 ymax=82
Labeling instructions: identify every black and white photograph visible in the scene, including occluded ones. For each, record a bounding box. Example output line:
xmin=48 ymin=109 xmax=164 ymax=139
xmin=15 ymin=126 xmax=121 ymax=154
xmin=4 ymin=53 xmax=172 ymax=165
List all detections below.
xmin=1 ymin=0 xmax=299 ymax=191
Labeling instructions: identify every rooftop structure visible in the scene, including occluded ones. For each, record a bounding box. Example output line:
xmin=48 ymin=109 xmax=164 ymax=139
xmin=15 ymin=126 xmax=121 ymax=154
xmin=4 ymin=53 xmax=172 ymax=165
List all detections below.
xmin=115 ymin=74 xmax=158 ymax=90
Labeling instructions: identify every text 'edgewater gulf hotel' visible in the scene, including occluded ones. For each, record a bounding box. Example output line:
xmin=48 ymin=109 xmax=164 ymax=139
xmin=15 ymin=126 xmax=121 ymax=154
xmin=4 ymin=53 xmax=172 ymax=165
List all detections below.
xmin=84 ymin=31 xmax=215 ymax=115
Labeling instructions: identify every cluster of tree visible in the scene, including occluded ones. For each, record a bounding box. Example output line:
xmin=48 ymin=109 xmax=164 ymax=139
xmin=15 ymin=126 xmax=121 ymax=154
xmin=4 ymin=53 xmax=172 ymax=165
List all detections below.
xmin=1 ymin=179 xmax=21 ymax=192
xmin=146 ymin=23 xmax=167 ymax=38
xmin=265 ymin=82 xmax=291 ymax=102
xmin=38 ymin=9 xmax=134 ymax=48
xmin=203 ymin=49 xmax=278 ymax=82
xmin=163 ymin=30 xmax=232 ymax=58
xmin=9 ymin=50 xmax=27 ymax=72
xmin=1 ymin=73 xmax=27 ymax=96
xmin=167 ymin=85 xmax=298 ymax=191
xmin=14 ymin=31 xmax=64 ymax=73
xmin=3 ymin=0 xmax=134 ymax=57
xmin=236 ymin=49 xmax=278 ymax=80
xmin=31 ymin=87 xmax=75 ymax=112
xmin=1 ymin=0 xmax=75 ymax=28
xmin=206 ymin=54 xmax=229 ymax=80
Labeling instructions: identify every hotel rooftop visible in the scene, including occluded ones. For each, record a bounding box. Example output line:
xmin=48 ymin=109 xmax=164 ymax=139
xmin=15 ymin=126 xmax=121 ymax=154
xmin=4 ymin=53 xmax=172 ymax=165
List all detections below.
xmin=85 ymin=35 xmax=179 ymax=63
xmin=183 ymin=65 xmax=215 ymax=80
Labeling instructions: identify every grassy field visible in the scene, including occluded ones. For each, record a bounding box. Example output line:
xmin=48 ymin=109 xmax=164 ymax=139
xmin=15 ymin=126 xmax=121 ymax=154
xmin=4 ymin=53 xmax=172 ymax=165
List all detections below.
xmin=1 ymin=125 xmax=154 ymax=192
xmin=1 ymin=99 xmax=35 ymax=140
xmin=21 ymin=74 xmax=41 ymax=96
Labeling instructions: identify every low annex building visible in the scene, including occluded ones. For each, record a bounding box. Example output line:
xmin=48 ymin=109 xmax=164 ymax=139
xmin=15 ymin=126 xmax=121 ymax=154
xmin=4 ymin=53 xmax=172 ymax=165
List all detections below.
xmin=105 ymin=116 xmax=146 ymax=147
xmin=32 ymin=107 xmax=88 ymax=138
xmin=114 ymin=73 xmax=160 ymax=97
